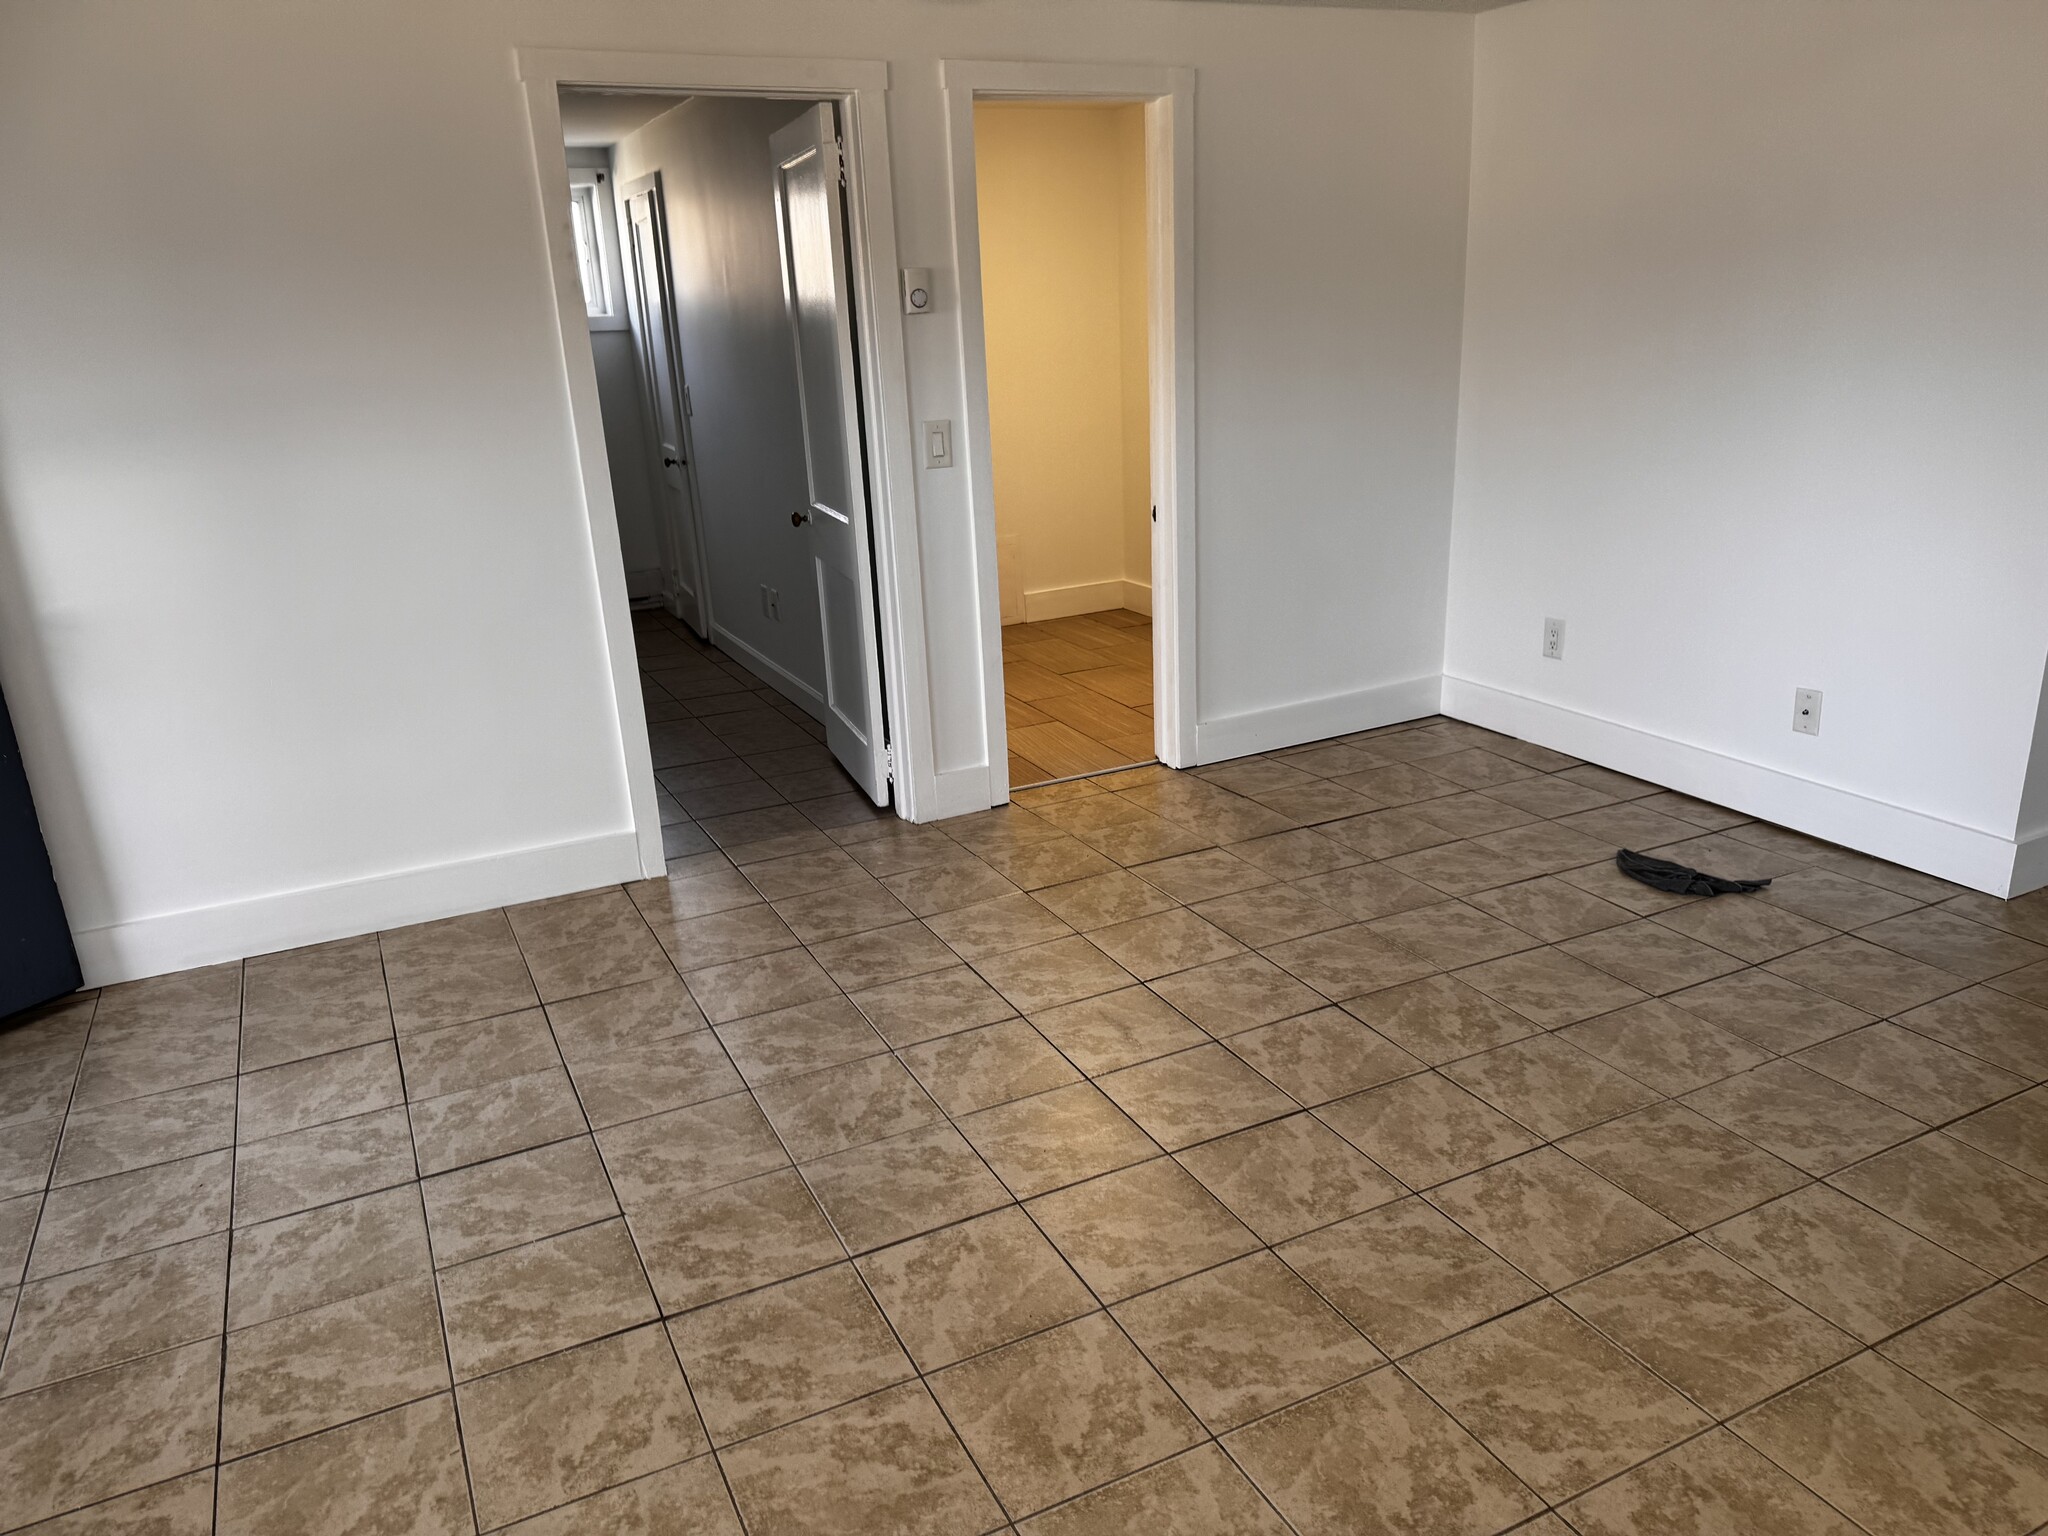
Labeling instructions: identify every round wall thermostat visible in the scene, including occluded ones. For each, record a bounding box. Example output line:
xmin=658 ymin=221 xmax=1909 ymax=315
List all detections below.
xmin=902 ymin=267 xmax=934 ymax=315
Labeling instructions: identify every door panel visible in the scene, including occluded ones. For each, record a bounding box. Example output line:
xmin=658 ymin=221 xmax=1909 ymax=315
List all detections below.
xmin=621 ymin=179 xmax=709 ymax=638
xmin=817 ymin=561 xmax=869 ymax=741
xmin=769 ymin=104 xmax=891 ymax=805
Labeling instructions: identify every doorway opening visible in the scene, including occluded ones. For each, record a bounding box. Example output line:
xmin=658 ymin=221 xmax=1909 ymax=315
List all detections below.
xmin=550 ymin=83 xmax=898 ymax=858
xmin=975 ymin=101 xmax=1156 ymax=788
xmin=945 ymin=61 xmax=1195 ymax=807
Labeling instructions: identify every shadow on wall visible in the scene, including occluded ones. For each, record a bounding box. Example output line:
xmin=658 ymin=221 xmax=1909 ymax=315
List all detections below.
xmin=0 ymin=462 xmax=106 ymax=968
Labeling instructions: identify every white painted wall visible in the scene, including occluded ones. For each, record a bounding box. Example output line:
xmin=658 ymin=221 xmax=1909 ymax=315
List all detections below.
xmin=1447 ymin=0 xmax=2048 ymax=895
xmin=614 ymin=96 xmax=827 ymax=705
xmin=587 ymin=329 xmax=664 ymax=599
xmin=1186 ymin=26 xmax=1471 ymax=755
xmin=0 ymin=0 xmax=1475 ymax=981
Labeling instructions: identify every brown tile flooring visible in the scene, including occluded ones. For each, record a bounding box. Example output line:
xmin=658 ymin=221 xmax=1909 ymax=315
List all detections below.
xmin=4 ymin=621 xmax=2048 ymax=1533
xmin=1002 ymin=611 xmax=1155 ymax=788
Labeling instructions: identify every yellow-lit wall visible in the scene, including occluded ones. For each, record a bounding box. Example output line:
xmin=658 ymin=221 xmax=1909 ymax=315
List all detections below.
xmin=975 ymin=102 xmax=1150 ymax=624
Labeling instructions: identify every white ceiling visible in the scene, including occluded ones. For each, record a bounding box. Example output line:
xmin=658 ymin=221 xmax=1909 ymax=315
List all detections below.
xmin=559 ymin=90 xmax=690 ymax=148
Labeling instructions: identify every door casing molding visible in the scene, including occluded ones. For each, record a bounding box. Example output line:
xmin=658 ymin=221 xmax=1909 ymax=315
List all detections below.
xmin=516 ymin=47 xmax=939 ymax=875
xmin=939 ymin=58 xmax=1199 ymax=799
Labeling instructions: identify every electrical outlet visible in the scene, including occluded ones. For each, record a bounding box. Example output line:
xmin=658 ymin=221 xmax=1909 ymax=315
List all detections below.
xmin=767 ymin=588 xmax=780 ymax=621
xmin=1542 ymin=617 xmax=1566 ymax=661
xmin=1793 ymin=688 xmax=1822 ymax=736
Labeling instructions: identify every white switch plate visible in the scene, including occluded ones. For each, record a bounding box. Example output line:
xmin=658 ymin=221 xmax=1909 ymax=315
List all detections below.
xmin=1793 ymin=688 xmax=1822 ymax=736
xmin=923 ymin=419 xmax=954 ymax=469
xmin=902 ymin=267 xmax=933 ymax=315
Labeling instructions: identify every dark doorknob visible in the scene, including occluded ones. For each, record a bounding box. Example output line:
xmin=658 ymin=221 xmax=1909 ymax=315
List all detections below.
xmin=663 ymin=455 xmax=679 ymax=467
xmin=791 ymin=510 xmax=810 ymax=527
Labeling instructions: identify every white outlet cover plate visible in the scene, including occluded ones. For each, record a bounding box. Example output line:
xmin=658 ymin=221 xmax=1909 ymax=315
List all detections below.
xmin=1794 ymin=688 xmax=1823 ymax=735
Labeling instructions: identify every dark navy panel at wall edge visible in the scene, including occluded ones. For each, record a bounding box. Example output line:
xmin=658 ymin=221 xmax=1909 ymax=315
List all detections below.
xmin=0 ymin=680 xmax=81 ymax=1019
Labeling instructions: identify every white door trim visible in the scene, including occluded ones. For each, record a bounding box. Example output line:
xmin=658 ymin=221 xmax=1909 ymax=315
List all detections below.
xmin=939 ymin=59 xmax=1199 ymax=800
xmin=515 ymin=48 xmax=940 ymax=876
xmin=617 ymin=171 xmax=714 ymax=639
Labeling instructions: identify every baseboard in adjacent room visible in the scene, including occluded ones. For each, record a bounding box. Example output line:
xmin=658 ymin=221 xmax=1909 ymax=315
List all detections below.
xmin=1442 ymin=675 xmax=2030 ymax=898
xmin=71 ymin=829 xmax=644 ymax=988
xmin=1020 ymin=580 xmax=1150 ymax=624
xmin=1194 ymin=673 xmax=1442 ymax=764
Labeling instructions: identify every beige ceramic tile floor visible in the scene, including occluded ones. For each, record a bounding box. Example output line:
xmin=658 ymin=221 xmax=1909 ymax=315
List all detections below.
xmin=4 ymin=608 xmax=2048 ymax=1533
xmin=1000 ymin=611 xmax=1155 ymax=788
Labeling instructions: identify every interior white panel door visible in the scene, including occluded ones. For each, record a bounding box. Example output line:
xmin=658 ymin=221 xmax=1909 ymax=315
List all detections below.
xmin=621 ymin=179 xmax=708 ymax=637
xmin=769 ymin=104 xmax=891 ymax=806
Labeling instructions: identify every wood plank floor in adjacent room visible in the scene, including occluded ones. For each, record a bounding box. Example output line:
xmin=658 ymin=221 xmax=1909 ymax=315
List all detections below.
xmin=1002 ymin=610 xmax=1155 ymax=787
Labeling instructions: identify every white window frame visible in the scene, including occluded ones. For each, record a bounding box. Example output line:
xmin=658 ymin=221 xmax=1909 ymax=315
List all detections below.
xmin=568 ymin=165 xmax=630 ymax=332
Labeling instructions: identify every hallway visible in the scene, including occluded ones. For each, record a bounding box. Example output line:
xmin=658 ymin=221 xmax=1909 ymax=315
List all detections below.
xmin=632 ymin=610 xmax=880 ymax=863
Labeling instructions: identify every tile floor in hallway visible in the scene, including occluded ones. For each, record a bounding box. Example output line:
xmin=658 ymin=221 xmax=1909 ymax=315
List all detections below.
xmin=1000 ymin=611 xmax=1155 ymax=788
xmin=4 ymin=613 xmax=2048 ymax=1533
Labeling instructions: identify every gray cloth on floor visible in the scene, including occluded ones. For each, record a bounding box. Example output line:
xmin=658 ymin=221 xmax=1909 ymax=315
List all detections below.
xmin=1615 ymin=847 xmax=1770 ymax=897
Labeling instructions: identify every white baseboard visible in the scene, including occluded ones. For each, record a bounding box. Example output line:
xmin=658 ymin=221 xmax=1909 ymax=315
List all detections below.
xmin=1195 ymin=674 xmax=1442 ymax=764
xmin=2013 ymin=824 xmax=2048 ymax=898
xmin=1020 ymin=580 xmax=1146 ymax=624
xmin=710 ymin=623 xmax=826 ymax=725
xmin=72 ymin=830 xmax=644 ymax=988
xmin=624 ymin=567 xmax=663 ymax=601
xmin=1442 ymin=675 xmax=2028 ymax=898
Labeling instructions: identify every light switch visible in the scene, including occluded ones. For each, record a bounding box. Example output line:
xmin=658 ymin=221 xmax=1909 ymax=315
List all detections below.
xmin=923 ymin=419 xmax=953 ymax=469
xmin=902 ymin=267 xmax=934 ymax=315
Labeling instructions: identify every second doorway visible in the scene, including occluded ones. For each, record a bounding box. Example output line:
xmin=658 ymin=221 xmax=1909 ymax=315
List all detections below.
xmin=975 ymin=100 xmax=1156 ymax=788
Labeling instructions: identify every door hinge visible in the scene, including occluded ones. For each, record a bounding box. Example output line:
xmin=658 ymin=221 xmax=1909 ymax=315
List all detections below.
xmin=882 ymin=744 xmax=894 ymax=783
xmin=682 ymin=385 xmax=693 ymax=418
xmin=1151 ymin=505 xmax=1158 ymax=523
